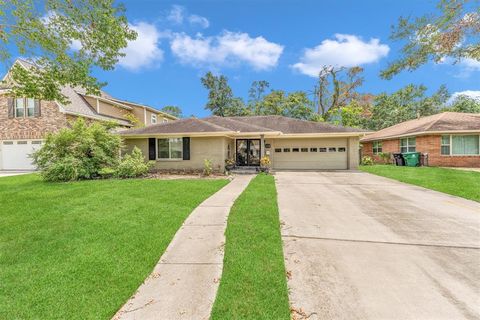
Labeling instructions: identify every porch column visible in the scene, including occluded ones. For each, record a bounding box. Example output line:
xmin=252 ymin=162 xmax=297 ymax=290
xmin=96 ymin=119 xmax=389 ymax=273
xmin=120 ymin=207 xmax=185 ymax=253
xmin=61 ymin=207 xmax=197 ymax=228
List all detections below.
xmin=260 ymin=134 xmax=265 ymax=158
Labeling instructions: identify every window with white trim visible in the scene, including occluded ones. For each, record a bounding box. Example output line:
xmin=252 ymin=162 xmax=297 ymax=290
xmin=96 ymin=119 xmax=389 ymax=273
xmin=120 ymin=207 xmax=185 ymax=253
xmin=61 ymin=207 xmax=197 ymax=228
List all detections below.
xmin=373 ymin=141 xmax=382 ymax=154
xmin=151 ymin=114 xmax=157 ymax=124
xmin=15 ymin=97 xmax=35 ymax=118
xmin=157 ymin=138 xmax=183 ymax=159
xmin=400 ymin=137 xmax=416 ymax=153
xmin=441 ymin=135 xmax=450 ymax=155
xmin=440 ymin=135 xmax=480 ymax=155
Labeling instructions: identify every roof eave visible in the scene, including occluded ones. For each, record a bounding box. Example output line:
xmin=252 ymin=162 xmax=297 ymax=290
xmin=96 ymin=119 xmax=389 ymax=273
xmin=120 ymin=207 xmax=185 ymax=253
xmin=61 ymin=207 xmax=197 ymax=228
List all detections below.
xmin=361 ymin=129 xmax=480 ymax=142
xmin=279 ymin=132 xmax=368 ymax=138
xmin=120 ymin=131 xmax=236 ymax=138
xmin=108 ymin=98 xmax=178 ymax=120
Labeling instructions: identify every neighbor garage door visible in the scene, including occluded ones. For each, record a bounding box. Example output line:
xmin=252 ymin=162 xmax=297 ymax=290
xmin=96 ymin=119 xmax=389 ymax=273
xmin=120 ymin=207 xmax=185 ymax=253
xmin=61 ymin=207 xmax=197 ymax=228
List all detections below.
xmin=271 ymin=138 xmax=348 ymax=170
xmin=1 ymin=140 xmax=43 ymax=170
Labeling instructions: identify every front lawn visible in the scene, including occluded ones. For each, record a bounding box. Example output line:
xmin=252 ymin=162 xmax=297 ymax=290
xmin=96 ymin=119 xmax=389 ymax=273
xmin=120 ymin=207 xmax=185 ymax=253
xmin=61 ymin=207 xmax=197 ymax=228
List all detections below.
xmin=211 ymin=174 xmax=291 ymax=320
xmin=0 ymin=174 xmax=228 ymax=319
xmin=360 ymin=165 xmax=480 ymax=202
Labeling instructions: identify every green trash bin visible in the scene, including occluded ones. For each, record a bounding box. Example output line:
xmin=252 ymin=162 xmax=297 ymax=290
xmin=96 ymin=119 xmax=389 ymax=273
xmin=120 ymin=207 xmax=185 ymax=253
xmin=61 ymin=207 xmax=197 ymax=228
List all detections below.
xmin=402 ymin=152 xmax=421 ymax=167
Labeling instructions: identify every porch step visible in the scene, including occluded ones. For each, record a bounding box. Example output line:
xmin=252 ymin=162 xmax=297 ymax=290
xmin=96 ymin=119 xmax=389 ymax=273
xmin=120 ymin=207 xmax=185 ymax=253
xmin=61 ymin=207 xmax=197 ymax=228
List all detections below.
xmin=229 ymin=166 xmax=259 ymax=175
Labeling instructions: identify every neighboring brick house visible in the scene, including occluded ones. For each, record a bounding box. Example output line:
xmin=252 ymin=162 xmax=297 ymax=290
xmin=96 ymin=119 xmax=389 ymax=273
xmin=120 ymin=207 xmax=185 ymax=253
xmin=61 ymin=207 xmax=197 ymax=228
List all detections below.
xmin=361 ymin=112 xmax=480 ymax=168
xmin=0 ymin=59 xmax=176 ymax=170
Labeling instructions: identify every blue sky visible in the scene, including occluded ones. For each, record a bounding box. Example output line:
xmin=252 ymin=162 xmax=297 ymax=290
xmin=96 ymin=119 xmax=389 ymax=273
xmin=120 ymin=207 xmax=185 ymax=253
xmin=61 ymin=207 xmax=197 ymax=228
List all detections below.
xmin=9 ymin=0 xmax=480 ymax=116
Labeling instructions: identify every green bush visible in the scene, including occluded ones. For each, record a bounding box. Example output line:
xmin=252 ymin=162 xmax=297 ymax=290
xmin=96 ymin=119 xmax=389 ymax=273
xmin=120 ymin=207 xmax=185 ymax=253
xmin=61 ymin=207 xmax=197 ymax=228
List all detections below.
xmin=33 ymin=118 xmax=122 ymax=181
xmin=98 ymin=167 xmax=116 ymax=179
xmin=361 ymin=155 xmax=374 ymax=165
xmin=203 ymin=159 xmax=213 ymax=176
xmin=378 ymin=152 xmax=392 ymax=164
xmin=116 ymin=147 xmax=152 ymax=178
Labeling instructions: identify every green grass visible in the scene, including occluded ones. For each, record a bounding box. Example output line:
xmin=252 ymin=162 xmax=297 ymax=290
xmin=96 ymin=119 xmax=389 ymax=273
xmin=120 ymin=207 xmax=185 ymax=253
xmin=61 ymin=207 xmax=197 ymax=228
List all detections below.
xmin=0 ymin=174 xmax=228 ymax=319
xmin=211 ymin=174 xmax=290 ymax=320
xmin=360 ymin=165 xmax=480 ymax=202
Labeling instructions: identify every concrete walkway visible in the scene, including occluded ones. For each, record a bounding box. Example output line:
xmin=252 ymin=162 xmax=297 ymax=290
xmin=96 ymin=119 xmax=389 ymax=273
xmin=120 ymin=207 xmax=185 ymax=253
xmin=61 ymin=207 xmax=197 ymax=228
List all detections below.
xmin=114 ymin=175 xmax=253 ymax=320
xmin=276 ymin=171 xmax=480 ymax=320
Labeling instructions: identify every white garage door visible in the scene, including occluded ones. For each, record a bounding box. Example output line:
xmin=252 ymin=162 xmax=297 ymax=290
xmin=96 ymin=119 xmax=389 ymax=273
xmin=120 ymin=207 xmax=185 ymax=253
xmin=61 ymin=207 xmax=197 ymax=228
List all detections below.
xmin=271 ymin=138 xmax=348 ymax=170
xmin=1 ymin=140 xmax=43 ymax=170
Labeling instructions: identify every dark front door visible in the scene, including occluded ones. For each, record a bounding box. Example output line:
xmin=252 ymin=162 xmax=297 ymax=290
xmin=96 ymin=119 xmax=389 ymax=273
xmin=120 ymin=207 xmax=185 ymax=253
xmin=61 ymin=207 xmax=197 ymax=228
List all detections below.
xmin=236 ymin=139 xmax=261 ymax=166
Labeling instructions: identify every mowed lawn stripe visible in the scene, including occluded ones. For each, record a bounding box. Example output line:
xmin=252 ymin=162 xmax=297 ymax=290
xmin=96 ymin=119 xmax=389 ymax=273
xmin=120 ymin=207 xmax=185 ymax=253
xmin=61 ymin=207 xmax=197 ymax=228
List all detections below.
xmin=211 ymin=174 xmax=290 ymax=320
xmin=0 ymin=174 xmax=228 ymax=319
xmin=360 ymin=165 xmax=480 ymax=202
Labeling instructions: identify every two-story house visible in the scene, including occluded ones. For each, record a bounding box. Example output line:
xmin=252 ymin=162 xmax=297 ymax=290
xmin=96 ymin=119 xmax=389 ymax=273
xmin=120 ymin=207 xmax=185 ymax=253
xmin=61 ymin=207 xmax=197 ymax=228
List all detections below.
xmin=0 ymin=59 xmax=177 ymax=170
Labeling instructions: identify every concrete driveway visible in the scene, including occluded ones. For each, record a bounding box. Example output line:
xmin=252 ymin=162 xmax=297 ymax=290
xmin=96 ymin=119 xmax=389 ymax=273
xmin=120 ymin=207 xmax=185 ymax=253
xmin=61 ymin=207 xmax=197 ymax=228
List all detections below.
xmin=276 ymin=171 xmax=480 ymax=320
xmin=0 ymin=171 xmax=32 ymax=178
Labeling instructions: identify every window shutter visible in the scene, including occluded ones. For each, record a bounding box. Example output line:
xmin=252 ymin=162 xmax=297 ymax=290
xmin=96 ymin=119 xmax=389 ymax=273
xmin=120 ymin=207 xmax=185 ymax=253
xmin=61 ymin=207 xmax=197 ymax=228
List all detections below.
xmin=182 ymin=137 xmax=190 ymax=160
xmin=34 ymin=99 xmax=41 ymax=117
xmin=7 ymin=97 xmax=14 ymax=118
xmin=148 ymin=138 xmax=156 ymax=160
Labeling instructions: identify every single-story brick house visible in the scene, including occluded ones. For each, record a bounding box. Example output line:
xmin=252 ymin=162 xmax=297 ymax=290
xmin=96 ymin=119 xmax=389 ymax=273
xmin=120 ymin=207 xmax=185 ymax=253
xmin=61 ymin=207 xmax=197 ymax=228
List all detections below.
xmin=120 ymin=115 xmax=368 ymax=172
xmin=361 ymin=112 xmax=480 ymax=167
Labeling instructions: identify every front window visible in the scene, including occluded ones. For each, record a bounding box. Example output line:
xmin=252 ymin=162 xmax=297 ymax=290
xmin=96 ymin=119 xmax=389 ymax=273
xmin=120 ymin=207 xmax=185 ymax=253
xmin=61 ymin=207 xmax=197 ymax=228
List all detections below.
xmin=26 ymin=98 xmax=35 ymax=117
xmin=151 ymin=114 xmax=157 ymax=124
xmin=441 ymin=135 xmax=450 ymax=155
xmin=373 ymin=141 xmax=382 ymax=154
xmin=157 ymin=138 xmax=183 ymax=159
xmin=15 ymin=98 xmax=25 ymax=117
xmin=452 ymin=135 xmax=480 ymax=155
xmin=163 ymin=118 xmax=168 ymax=123
xmin=14 ymin=97 xmax=36 ymax=118
xmin=400 ymin=137 xmax=416 ymax=153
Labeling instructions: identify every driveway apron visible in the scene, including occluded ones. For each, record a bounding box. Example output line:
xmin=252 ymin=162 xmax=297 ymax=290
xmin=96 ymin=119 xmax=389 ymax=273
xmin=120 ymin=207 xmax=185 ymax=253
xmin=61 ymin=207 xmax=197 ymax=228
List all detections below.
xmin=114 ymin=175 xmax=253 ymax=320
xmin=276 ymin=171 xmax=480 ymax=320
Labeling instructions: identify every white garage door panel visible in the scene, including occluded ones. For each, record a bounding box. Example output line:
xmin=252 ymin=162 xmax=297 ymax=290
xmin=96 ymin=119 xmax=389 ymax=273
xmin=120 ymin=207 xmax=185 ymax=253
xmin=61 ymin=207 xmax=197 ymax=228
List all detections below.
xmin=272 ymin=138 xmax=348 ymax=170
xmin=1 ymin=141 xmax=42 ymax=170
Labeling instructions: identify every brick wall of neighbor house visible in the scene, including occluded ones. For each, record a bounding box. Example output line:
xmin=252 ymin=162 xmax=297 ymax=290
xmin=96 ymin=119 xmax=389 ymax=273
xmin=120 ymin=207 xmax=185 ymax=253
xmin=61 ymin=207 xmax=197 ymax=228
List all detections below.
xmin=417 ymin=135 xmax=480 ymax=167
xmin=363 ymin=135 xmax=480 ymax=167
xmin=362 ymin=139 xmax=399 ymax=163
xmin=0 ymin=95 xmax=68 ymax=140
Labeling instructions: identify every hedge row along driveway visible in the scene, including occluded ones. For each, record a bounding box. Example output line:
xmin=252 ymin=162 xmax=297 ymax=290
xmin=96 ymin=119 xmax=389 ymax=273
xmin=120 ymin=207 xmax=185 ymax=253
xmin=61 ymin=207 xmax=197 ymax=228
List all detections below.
xmin=0 ymin=174 xmax=228 ymax=319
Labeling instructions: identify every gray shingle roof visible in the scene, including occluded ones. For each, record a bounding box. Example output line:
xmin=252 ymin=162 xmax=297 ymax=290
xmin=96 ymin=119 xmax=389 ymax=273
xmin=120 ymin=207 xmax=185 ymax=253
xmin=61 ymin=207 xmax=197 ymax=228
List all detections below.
xmin=120 ymin=115 xmax=366 ymax=136
xmin=230 ymin=115 xmax=363 ymax=133
xmin=361 ymin=112 xmax=480 ymax=142
xmin=121 ymin=118 xmax=234 ymax=135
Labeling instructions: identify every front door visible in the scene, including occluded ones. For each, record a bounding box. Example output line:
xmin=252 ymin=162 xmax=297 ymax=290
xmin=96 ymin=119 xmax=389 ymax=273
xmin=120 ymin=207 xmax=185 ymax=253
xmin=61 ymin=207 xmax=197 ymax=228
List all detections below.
xmin=236 ymin=139 xmax=261 ymax=166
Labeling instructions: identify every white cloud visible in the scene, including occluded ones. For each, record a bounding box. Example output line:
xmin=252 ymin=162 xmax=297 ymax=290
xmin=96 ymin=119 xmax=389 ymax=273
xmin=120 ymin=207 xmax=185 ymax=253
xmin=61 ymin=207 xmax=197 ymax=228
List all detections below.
xmin=167 ymin=5 xmax=185 ymax=24
xmin=447 ymin=90 xmax=480 ymax=104
xmin=188 ymin=14 xmax=210 ymax=29
xmin=118 ymin=22 xmax=164 ymax=71
xmin=166 ymin=5 xmax=209 ymax=29
xmin=170 ymin=31 xmax=284 ymax=70
xmin=292 ymin=34 xmax=390 ymax=77
xmin=436 ymin=57 xmax=480 ymax=78
xmin=456 ymin=58 xmax=480 ymax=77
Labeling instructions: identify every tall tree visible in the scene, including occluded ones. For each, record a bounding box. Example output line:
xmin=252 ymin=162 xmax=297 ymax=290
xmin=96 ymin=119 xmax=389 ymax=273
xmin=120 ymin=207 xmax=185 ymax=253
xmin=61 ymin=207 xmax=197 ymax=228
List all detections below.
xmin=329 ymin=99 xmax=371 ymax=128
xmin=314 ymin=66 xmax=364 ymax=120
xmin=368 ymin=84 xmax=450 ymax=130
xmin=161 ymin=105 xmax=183 ymax=118
xmin=382 ymin=0 xmax=480 ymax=79
xmin=447 ymin=95 xmax=480 ymax=113
xmin=247 ymin=80 xmax=270 ymax=114
xmin=201 ymin=71 xmax=248 ymax=116
xmin=0 ymin=0 xmax=136 ymax=103
xmin=254 ymin=90 xmax=315 ymax=120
